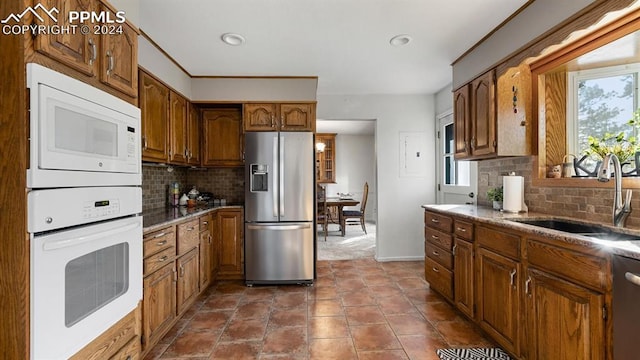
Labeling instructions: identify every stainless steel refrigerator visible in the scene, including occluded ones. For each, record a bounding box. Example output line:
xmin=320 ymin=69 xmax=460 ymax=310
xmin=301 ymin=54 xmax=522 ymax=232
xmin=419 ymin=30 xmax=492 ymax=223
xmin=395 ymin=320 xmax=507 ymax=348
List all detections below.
xmin=244 ymin=131 xmax=315 ymax=285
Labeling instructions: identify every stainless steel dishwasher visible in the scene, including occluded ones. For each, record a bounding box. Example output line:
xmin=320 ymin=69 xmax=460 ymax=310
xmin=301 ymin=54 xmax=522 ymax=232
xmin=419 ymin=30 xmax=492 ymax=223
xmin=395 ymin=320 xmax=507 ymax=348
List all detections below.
xmin=613 ymin=254 xmax=640 ymax=359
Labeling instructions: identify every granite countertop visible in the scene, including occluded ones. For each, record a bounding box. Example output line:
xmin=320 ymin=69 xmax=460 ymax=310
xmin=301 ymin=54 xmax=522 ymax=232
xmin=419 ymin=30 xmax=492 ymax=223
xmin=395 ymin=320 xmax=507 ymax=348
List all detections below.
xmin=421 ymin=204 xmax=640 ymax=260
xmin=142 ymin=204 xmax=244 ymax=232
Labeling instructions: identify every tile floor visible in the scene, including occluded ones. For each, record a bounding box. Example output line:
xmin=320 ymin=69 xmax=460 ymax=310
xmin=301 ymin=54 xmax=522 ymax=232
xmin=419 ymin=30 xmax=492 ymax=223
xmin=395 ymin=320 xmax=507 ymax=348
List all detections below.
xmin=144 ymin=259 xmax=494 ymax=360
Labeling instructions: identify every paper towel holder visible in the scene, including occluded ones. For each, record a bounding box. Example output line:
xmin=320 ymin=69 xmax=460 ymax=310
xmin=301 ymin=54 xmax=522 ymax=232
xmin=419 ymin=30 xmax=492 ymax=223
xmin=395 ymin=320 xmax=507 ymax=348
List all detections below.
xmin=503 ymin=173 xmax=529 ymax=213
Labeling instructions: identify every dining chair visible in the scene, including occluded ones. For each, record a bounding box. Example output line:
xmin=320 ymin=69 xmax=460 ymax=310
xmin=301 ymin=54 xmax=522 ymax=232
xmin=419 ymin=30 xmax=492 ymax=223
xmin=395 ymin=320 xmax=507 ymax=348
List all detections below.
xmin=316 ymin=184 xmax=328 ymax=241
xmin=341 ymin=182 xmax=368 ymax=235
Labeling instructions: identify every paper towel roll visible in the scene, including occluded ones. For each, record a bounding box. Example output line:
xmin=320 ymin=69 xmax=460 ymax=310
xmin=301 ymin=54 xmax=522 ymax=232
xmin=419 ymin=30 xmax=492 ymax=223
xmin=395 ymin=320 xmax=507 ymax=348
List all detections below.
xmin=503 ymin=175 xmax=527 ymax=213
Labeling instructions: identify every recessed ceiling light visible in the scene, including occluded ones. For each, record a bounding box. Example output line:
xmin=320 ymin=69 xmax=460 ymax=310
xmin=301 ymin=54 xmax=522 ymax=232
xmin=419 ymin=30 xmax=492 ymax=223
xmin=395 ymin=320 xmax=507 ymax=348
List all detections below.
xmin=389 ymin=34 xmax=412 ymax=47
xmin=221 ymin=33 xmax=245 ymax=46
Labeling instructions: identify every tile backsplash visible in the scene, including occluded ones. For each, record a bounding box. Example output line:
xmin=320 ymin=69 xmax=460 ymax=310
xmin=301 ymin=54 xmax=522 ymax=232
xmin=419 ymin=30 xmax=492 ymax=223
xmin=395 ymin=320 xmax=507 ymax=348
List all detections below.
xmin=142 ymin=165 xmax=244 ymax=211
xmin=478 ymin=156 xmax=640 ymax=228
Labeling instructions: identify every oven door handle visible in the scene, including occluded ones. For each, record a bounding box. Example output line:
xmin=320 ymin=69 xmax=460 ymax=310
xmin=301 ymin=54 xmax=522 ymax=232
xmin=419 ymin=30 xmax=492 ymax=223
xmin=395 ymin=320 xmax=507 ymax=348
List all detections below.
xmin=43 ymin=221 xmax=141 ymax=251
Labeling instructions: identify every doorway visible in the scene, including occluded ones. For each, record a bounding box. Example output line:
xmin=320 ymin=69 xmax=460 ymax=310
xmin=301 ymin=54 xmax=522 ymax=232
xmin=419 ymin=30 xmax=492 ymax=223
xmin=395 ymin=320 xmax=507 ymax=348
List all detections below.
xmin=436 ymin=111 xmax=477 ymax=205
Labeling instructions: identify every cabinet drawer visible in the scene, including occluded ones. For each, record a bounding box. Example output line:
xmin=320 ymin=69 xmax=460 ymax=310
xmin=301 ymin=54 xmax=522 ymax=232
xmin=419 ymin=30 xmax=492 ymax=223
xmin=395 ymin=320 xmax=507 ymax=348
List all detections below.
xmin=109 ymin=336 xmax=140 ymax=360
xmin=425 ymin=211 xmax=453 ymax=233
xmin=425 ymin=257 xmax=453 ymax=300
xmin=70 ymin=306 xmax=138 ymax=360
xmin=177 ymin=219 xmax=199 ymax=255
xmin=454 ymin=219 xmax=474 ymax=241
xmin=425 ymin=227 xmax=453 ymax=250
xmin=476 ymin=225 xmax=520 ymax=260
xmin=143 ymin=227 xmax=175 ymax=258
xmin=526 ymin=239 xmax=609 ymax=291
xmin=199 ymin=214 xmax=212 ymax=232
xmin=144 ymin=246 xmax=175 ymax=276
xmin=425 ymin=241 xmax=453 ymax=269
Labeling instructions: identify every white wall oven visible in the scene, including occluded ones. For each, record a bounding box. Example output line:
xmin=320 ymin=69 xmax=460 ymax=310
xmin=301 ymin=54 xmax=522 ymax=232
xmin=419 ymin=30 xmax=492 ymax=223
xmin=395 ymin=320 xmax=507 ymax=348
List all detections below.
xmin=26 ymin=64 xmax=143 ymax=360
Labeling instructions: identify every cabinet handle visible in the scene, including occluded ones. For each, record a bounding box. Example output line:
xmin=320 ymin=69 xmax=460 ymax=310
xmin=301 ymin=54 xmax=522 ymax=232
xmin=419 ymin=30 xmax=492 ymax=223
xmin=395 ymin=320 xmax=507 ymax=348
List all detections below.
xmin=88 ymin=38 xmax=96 ymax=65
xmin=208 ymin=234 xmax=212 ymax=244
xmin=470 ymin=138 xmax=476 ymax=149
xmin=625 ymin=272 xmax=640 ymax=287
xmin=184 ymin=147 xmax=189 ymax=159
xmin=180 ymin=265 xmax=184 ymax=277
xmin=158 ymin=255 xmax=168 ymax=262
xmin=509 ymin=269 xmax=517 ymax=287
xmin=172 ymin=269 xmax=177 ymax=282
xmin=525 ymin=276 xmax=532 ymax=295
xmin=169 ymin=149 xmax=173 ymax=158
xmin=187 ymin=226 xmax=196 ymax=231
xmin=142 ymin=136 xmax=148 ymax=150
xmin=153 ymin=232 xmax=167 ymax=238
xmin=202 ymin=221 xmax=208 ymax=225
xmin=189 ymin=150 xmax=193 ymax=158
xmin=106 ymin=50 xmax=114 ymax=75
xmin=156 ymin=240 xmax=167 ymax=246
xmin=431 ymin=235 xmax=439 ymax=240
xmin=456 ymin=227 xmax=466 ymax=232
xmin=126 ymin=356 xmax=131 ymax=360
xmin=452 ymin=243 xmax=457 ymax=255
xmin=271 ymin=115 xmax=275 ymax=127
xmin=431 ymin=218 xmax=440 ymax=223
xmin=432 ymin=267 xmax=439 ymax=273
xmin=432 ymin=250 xmax=440 ymax=256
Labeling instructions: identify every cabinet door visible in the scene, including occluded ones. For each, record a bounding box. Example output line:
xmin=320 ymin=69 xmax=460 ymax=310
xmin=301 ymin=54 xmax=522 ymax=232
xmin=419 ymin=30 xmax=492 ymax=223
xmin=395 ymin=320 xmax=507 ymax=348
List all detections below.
xmin=139 ymin=71 xmax=169 ymax=162
xmin=244 ymin=103 xmax=278 ymax=131
xmin=217 ymin=209 xmax=244 ymax=279
xmin=187 ymin=103 xmax=201 ymax=165
xmin=454 ymin=238 xmax=474 ymax=318
xmin=202 ymin=109 xmax=243 ymax=166
xmin=280 ymin=103 xmax=315 ymax=131
xmin=99 ymin=4 xmax=137 ymax=97
xmin=142 ymin=262 xmax=176 ymax=351
xmin=169 ymin=92 xmax=189 ymax=164
xmin=316 ymin=133 xmax=336 ymax=183
xmin=199 ymin=230 xmax=212 ymax=289
xmin=176 ymin=248 xmax=200 ymax=315
xmin=470 ymin=70 xmax=497 ymax=157
xmin=476 ymin=247 xmax=520 ymax=356
xmin=453 ymin=85 xmax=471 ymax=158
xmin=525 ymin=268 xmax=605 ymax=360
xmin=35 ymin=0 xmax=98 ymax=76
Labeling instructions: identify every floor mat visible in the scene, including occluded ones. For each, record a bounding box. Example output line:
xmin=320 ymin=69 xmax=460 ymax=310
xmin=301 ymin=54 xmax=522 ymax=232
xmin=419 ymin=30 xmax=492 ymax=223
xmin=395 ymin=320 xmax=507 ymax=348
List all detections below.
xmin=436 ymin=348 xmax=511 ymax=360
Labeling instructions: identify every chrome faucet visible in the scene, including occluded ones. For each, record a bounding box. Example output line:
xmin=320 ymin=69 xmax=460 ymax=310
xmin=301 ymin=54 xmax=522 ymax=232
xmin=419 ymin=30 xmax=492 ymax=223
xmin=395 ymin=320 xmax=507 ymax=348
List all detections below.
xmin=598 ymin=153 xmax=632 ymax=227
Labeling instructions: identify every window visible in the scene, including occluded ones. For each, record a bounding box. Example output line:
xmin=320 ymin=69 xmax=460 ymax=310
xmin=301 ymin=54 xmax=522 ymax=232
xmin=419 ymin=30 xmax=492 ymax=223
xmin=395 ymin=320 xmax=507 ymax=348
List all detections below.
xmin=567 ymin=64 xmax=639 ymax=164
xmin=443 ymin=122 xmax=470 ymax=186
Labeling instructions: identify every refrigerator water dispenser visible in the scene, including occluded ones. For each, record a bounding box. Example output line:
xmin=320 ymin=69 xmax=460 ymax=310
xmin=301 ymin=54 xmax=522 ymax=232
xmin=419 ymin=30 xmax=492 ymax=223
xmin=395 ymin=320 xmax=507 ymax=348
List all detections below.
xmin=250 ymin=164 xmax=269 ymax=192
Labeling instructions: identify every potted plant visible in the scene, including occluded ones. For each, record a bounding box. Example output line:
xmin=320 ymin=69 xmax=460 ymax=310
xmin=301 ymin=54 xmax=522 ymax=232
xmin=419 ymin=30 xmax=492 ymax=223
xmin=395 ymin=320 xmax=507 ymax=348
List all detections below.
xmin=487 ymin=186 xmax=503 ymax=210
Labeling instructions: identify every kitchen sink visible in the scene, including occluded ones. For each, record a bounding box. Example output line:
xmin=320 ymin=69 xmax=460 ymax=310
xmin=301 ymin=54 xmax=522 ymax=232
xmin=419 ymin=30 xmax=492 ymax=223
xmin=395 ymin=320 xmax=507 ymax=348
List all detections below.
xmin=508 ymin=219 xmax=640 ymax=241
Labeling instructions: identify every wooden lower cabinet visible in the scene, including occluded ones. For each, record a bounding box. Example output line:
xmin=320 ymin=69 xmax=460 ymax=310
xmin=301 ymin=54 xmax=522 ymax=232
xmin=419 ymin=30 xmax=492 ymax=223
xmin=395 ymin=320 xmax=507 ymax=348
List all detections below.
xmin=525 ymin=267 xmax=605 ymax=360
xmin=217 ymin=208 xmax=244 ymax=280
xmin=176 ymin=248 xmax=200 ymax=314
xmin=143 ymin=262 xmax=176 ymax=351
xmin=199 ymin=229 xmax=213 ymax=289
xmin=476 ymin=247 xmax=520 ymax=356
xmin=453 ymin=238 xmax=474 ymax=318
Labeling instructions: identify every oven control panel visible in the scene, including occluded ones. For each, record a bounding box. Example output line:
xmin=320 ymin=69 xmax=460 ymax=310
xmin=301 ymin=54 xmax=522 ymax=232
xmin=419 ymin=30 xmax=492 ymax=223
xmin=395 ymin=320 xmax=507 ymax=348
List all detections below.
xmin=28 ymin=187 xmax=141 ymax=233
xmin=83 ymin=199 xmax=120 ymax=219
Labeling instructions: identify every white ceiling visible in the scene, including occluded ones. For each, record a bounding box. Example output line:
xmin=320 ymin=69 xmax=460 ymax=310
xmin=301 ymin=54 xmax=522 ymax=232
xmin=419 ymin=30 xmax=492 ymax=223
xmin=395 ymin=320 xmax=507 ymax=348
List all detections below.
xmin=138 ymin=0 xmax=528 ymax=96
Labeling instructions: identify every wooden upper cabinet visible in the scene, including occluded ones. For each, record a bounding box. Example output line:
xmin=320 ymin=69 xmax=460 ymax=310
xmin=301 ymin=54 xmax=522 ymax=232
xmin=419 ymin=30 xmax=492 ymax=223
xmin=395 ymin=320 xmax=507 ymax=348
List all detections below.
xmin=35 ymin=0 xmax=98 ymax=76
xmin=280 ymin=103 xmax=315 ymax=131
xmin=471 ymin=69 xmax=497 ymax=157
xmin=244 ymin=103 xmax=278 ymax=131
xmin=99 ymin=3 xmax=138 ymax=97
xmin=187 ymin=103 xmax=201 ymax=166
xmin=140 ymin=70 xmax=169 ymax=162
xmin=316 ymin=133 xmax=336 ymax=183
xmin=169 ymin=91 xmax=188 ymax=164
xmin=453 ymin=85 xmax=471 ymax=158
xmin=202 ymin=108 xmax=244 ymax=167
xmin=244 ymin=103 xmax=315 ymax=131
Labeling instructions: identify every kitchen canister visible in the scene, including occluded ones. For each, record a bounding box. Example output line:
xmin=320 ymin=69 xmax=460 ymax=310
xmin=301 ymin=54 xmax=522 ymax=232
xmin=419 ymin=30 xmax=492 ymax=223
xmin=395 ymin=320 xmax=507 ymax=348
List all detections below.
xmin=503 ymin=173 xmax=528 ymax=213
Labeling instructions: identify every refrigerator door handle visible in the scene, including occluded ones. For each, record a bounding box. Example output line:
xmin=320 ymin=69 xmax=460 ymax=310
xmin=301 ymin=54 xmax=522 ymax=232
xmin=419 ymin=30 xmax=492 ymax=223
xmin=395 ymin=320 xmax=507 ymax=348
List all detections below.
xmin=279 ymin=136 xmax=285 ymax=217
xmin=247 ymin=223 xmax=311 ymax=231
xmin=272 ymin=135 xmax=279 ymax=218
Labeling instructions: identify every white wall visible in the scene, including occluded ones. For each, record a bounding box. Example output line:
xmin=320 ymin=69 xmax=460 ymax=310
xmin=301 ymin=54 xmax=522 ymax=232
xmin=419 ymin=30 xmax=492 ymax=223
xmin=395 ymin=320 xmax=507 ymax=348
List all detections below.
xmin=435 ymin=83 xmax=453 ymax=115
xmin=324 ymin=134 xmax=377 ymax=222
xmin=317 ymin=94 xmax=436 ymax=261
xmin=191 ymin=78 xmax=317 ymax=102
xmin=138 ymin=36 xmax=192 ymax=98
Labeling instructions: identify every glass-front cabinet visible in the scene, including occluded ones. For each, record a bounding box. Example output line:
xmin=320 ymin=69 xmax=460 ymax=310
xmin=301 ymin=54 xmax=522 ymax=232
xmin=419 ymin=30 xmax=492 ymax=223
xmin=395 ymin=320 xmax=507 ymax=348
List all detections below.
xmin=316 ymin=133 xmax=336 ymax=183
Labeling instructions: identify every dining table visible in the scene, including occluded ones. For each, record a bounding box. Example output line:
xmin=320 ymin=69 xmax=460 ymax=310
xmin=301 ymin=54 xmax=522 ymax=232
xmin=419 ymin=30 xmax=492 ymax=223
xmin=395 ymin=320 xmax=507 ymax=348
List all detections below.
xmin=325 ymin=197 xmax=360 ymax=236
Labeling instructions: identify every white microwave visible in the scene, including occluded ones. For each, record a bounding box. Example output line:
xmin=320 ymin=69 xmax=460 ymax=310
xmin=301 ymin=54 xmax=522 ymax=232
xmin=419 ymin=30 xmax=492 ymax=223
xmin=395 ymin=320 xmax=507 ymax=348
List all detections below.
xmin=27 ymin=63 xmax=141 ymax=188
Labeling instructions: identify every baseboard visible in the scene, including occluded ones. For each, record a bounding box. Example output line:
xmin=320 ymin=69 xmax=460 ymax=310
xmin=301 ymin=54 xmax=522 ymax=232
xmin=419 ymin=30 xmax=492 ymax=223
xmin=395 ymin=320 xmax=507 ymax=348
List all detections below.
xmin=374 ymin=255 xmax=424 ymax=262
